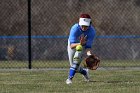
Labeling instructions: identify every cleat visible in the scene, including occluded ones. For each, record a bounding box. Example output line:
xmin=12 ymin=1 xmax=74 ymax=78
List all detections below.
xmin=66 ymin=79 xmax=72 ymax=84
xmin=83 ymin=75 xmax=90 ymax=82
xmin=83 ymin=69 xmax=90 ymax=82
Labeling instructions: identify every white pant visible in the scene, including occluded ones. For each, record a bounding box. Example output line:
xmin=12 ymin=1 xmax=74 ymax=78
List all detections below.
xmin=67 ymin=40 xmax=75 ymax=66
xmin=67 ymin=40 xmax=89 ymax=75
xmin=67 ymin=40 xmax=84 ymax=66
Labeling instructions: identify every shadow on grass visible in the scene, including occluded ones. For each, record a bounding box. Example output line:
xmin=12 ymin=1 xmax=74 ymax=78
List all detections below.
xmin=88 ymin=80 xmax=133 ymax=83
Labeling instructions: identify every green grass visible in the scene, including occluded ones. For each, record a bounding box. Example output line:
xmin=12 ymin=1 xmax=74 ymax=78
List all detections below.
xmin=0 ymin=60 xmax=140 ymax=68
xmin=0 ymin=70 xmax=140 ymax=93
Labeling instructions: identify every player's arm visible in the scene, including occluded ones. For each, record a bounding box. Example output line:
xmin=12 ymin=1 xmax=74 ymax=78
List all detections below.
xmin=85 ymin=37 xmax=94 ymax=55
xmin=69 ymin=30 xmax=81 ymax=49
xmin=85 ymin=28 xmax=96 ymax=55
xmin=69 ymin=25 xmax=86 ymax=49
xmin=70 ymin=35 xmax=87 ymax=49
xmin=70 ymin=43 xmax=80 ymax=49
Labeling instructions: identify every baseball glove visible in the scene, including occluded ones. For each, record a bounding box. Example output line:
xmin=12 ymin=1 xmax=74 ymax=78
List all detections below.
xmin=84 ymin=54 xmax=100 ymax=70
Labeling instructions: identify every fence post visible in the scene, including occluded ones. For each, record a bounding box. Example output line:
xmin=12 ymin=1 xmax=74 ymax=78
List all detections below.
xmin=28 ymin=0 xmax=32 ymax=69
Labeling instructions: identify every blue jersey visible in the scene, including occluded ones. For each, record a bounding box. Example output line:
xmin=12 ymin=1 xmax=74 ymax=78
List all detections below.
xmin=68 ymin=23 xmax=96 ymax=49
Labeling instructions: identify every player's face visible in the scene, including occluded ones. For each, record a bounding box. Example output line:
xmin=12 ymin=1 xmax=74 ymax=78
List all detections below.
xmin=80 ymin=25 xmax=89 ymax=31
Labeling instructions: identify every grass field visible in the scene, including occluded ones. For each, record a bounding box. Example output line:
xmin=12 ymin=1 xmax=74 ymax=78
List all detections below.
xmin=0 ymin=60 xmax=139 ymax=93
xmin=0 ymin=70 xmax=140 ymax=93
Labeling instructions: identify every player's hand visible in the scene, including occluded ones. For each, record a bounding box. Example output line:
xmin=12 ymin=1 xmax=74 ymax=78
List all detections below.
xmin=80 ymin=35 xmax=87 ymax=45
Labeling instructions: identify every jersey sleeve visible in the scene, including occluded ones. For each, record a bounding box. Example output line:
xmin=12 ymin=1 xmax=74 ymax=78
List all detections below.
xmin=68 ymin=24 xmax=79 ymax=44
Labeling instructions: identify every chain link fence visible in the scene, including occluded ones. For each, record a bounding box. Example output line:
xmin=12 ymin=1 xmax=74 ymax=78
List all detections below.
xmin=0 ymin=0 xmax=140 ymax=69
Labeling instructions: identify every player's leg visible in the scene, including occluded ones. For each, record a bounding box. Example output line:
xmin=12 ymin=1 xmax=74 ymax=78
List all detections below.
xmin=66 ymin=50 xmax=89 ymax=84
xmin=67 ymin=40 xmax=75 ymax=66
xmin=66 ymin=50 xmax=82 ymax=84
xmin=82 ymin=48 xmax=90 ymax=81
xmin=66 ymin=40 xmax=76 ymax=84
xmin=81 ymin=68 xmax=90 ymax=81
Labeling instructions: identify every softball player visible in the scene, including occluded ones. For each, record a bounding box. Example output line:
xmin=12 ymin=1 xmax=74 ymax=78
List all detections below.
xmin=66 ymin=14 xmax=96 ymax=84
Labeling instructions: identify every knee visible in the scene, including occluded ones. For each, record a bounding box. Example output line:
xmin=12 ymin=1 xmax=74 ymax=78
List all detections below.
xmin=71 ymin=63 xmax=79 ymax=70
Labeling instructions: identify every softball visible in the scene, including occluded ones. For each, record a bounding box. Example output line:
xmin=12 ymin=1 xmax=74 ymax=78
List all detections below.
xmin=76 ymin=45 xmax=83 ymax=51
